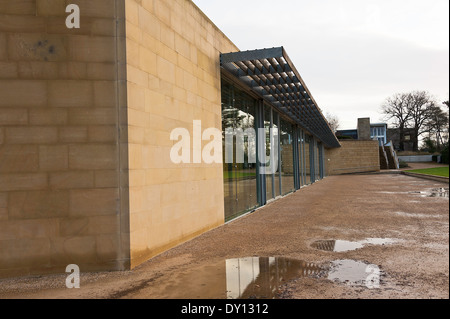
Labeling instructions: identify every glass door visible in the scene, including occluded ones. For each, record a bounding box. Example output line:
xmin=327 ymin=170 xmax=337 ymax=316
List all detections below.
xmin=280 ymin=118 xmax=295 ymax=195
xmin=264 ymin=105 xmax=274 ymax=201
xmin=222 ymin=81 xmax=258 ymax=221
xmin=304 ymin=135 xmax=312 ymax=185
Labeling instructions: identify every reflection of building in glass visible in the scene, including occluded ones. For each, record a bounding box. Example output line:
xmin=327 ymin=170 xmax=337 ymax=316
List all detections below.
xmin=220 ymin=49 xmax=338 ymax=220
xmin=226 ymin=257 xmax=322 ymax=299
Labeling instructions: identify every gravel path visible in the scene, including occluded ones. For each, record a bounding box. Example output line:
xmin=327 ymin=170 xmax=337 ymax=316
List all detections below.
xmin=0 ymin=173 xmax=448 ymax=299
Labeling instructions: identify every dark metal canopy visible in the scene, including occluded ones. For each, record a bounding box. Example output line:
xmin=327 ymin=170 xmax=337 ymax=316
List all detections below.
xmin=220 ymin=47 xmax=340 ymax=148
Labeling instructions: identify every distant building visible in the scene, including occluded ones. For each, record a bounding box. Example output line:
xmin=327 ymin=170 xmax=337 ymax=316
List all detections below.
xmin=336 ymin=121 xmax=388 ymax=146
xmin=387 ymin=128 xmax=417 ymax=152
xmin=370 ymin=123 xmax=388 ymax=146
xmin=335 ymin=129 xmax=358 ymax=140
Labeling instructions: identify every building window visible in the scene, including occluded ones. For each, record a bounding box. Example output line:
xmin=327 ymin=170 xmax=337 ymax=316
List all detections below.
xmin=222 ymin=81 xmax=259 ymax=221
xmin=221 ymin=79 xmax=326 ymax=221
xmin=264 ymin=105 xmax=274 ymax=201
xmin=304 ymin=135 xmax=312 ymax=184
xmin=280 ymin=118 xmax=295 ymax=195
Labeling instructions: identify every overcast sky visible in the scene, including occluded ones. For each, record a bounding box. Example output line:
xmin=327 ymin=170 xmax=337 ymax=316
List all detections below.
xmin=192 ymin=0 xmax=449 ymax=129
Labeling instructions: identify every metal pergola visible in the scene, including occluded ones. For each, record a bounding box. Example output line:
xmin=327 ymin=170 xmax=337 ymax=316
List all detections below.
xmin=220 ymin=47 xmax=341 ymax=149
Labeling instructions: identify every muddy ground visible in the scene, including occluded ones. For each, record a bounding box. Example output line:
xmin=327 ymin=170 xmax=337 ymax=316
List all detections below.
xmin=0 ymin=171 xmax=448 ymax=299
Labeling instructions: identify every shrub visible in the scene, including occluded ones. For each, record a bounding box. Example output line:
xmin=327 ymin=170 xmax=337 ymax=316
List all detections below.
xmin=399 ymin=160 xmax=409 ymax=169
xmin=422 ymin=138 xmax=437 ymax=154
xmin=441 ymin=144 xmax=449 ymax=164
xmin=337 ymin=135 xmax=355 ymax=140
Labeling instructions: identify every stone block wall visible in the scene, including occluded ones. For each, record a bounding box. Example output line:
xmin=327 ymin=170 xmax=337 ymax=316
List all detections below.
xmin=124 ymin=0 xmax=238 ymax=268
xmin=0 ymin=0 xmax=240 ymax=278
xmin=325 ymin=140 xmax=380 ymax=175
xmin=0 ymin=0 xmax=129 ymax=278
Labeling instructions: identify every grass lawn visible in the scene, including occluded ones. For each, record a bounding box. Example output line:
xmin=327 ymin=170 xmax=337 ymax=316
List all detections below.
xmin=223 ymin=171 xmax=256 ymax=179
xmin=406 ymin=167 xmax=449 ymax=178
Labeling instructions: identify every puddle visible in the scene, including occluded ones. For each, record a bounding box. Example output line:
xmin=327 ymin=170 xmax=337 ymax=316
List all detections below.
xmin=328 ymin=260 xmax=380 ymax=287
xmin=364 ymin=238 xmax=396 ymax=245
xmin=137 ymin=257 xmax=383 ymax=299
xmin=145 ymin=257 xmax=323 ymax=299
xmin=379 ymin=188 xmax=449 ymax=198
xmin=377 ymin=191 xmax=409 ymax=195
xmin=409 ymin=188 xmax=449 ymax=198
xmin=423 ymin=188 xmax=449 ymax=198
xmin=395 ymin=212 xmax=442 ymax=219
xmin=311 ymin=240 xmax=364 ymax=252
xmin=311 ymin=238 xmax=396 ymax=252
xmin=224 ymin=257 xmax=322 ymax=299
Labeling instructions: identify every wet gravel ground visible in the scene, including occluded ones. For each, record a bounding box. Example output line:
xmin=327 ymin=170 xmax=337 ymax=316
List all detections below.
xmin=0 ymin=173 xmax=448 ymax=299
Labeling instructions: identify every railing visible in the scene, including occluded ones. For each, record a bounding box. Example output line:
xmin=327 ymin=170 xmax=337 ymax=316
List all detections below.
xmin=384 ymin=141 xmax=400 ymax=169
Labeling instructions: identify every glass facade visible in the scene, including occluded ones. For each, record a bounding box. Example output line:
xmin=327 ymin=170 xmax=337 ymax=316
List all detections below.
xmin=298 ymin=130 xmax=304 ymax=187
xmin=304 ymin=135 xmax=312 ymax=184
xmin=222 ymin=81 xmax=258 ymax=221
xmin=272 ymin=112 xmax=281 ymax=198
xmin=221 ymin=79 xmax=327 ymax=221
xmin=315 ymin=140 xmax=321 ymax=182
xmin=264 ymin=105 xmax=274 ymax=201
xmin=298 ymin=129 xmax=308 ymax=187
xmin=280 ymin=118 xmax=295 ymax=195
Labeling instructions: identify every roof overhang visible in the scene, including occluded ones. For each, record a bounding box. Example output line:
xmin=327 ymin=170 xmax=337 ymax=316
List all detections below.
xmin=220 ymin=47 xmax=340 ymax=148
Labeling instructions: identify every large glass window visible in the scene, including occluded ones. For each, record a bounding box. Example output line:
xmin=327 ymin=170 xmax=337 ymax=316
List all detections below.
xmin=319 ymin=143 xmax=325 ymax=179
xmin=280 ymin=118 xmax=295 ymax=195
xmin=315 ymin=140 xmax=321 ymax=182
xmin=222 ymin=81 xmax=258 ymax=221
xmin=304 ymin=135 xmax=312 ymax=184
xmin=298 ymin=129 xmax=305 ymax=187
xmin=264 ymin=105 xmax=274 ymax=201
xmin=273 ymin=112 xmax=281 ymax=197
xmin=221 ymin=79 xmax=327 ymax=220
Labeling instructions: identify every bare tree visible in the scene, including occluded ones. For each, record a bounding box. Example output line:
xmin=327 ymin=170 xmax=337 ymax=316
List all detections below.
xmin=444 ymin=100 xmax=449 ymax=109
xmin=381 ymin=91 xmax=438 ymax=151
xmin=325 ymin=112 xmax=340 ymax=133
xmin=425 ymin=104 xmax=449 ymax=151
xmin=381 ymin=93 xmax=412 ymax=151
xmin=407 ymin=91 xmax=436 ymax=152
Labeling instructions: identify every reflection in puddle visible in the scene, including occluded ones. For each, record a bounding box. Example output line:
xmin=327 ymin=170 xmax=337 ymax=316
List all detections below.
xmin=328 ymin=260 xmax=379 ymax=287
xmin=424 ymin=188 xmax=449 ymax=198
xmin=311 ymin=238 xmax=396 ymax=252
xmin=137 ymin=257 xmax=383 ymax=299
xmin=409 ymin=188 xmax=449 ymax=198
xmin=379 ymin=188 xmax=449 ymax=198
xmin=225 ymin=257 xmax=321 ymax=299
xmin=147 ymin=257 xmax=322 ymax=299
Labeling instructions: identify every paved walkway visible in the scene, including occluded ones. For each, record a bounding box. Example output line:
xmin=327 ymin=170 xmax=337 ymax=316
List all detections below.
xmin=0 ymin=173 xmax=448 ymax=299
